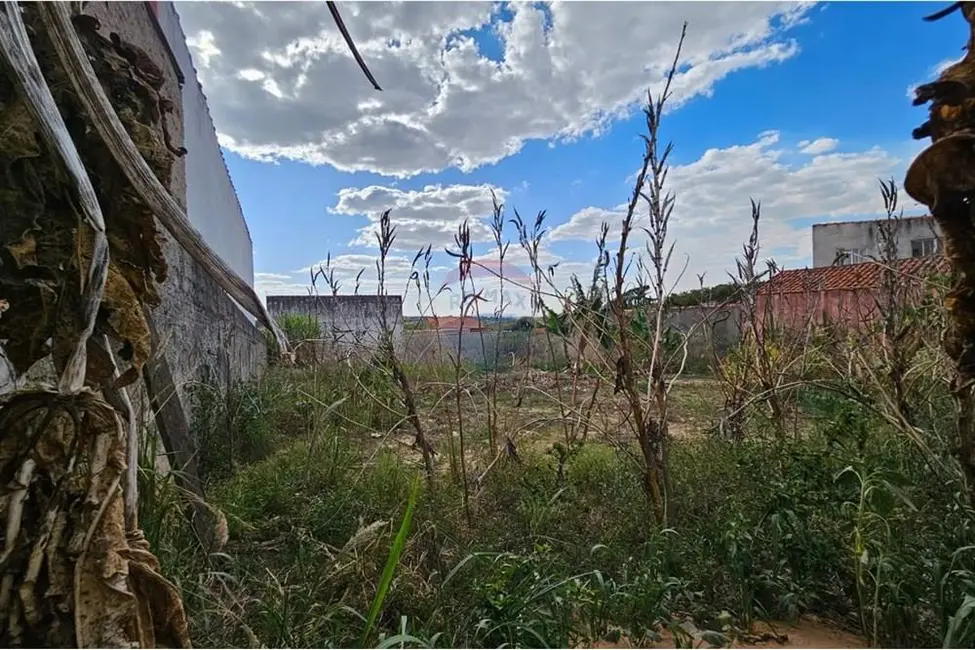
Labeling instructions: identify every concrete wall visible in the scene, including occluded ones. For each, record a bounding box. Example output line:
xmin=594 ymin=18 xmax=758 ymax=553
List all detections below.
xmin=268 ymin=295 xmax=404 ymax=356
xmin=397 ymin=305 xmax=743 ymax=372
xmin=82 ymin=1 xmax=266 ymax=394
xmin=812 ymin=216 xmax=942 ymax=268
xmin=157 ymin=2 xmax=255 ymax=293
xmin=401 ymin=330 xmax=567 ymax=368
xmin=665 ymin=304 xmax=743 ymax=364
xmin=757 ymin=290 xmax=874 ymax=333
xmin=157 ymin=2 xmax=256 ymax=329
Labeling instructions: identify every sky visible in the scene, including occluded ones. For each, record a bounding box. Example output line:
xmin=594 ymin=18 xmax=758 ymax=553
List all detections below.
xmin=175 ymin=0 xmax=963 ymax=316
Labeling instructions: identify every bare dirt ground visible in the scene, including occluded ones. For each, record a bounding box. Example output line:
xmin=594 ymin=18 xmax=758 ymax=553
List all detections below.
xmin=586 ymin=617 xmax=866 ymax=649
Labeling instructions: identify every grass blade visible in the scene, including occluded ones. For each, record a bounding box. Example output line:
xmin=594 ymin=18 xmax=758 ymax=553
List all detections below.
xmin=360 ymin=474 xmax=421 ymax=647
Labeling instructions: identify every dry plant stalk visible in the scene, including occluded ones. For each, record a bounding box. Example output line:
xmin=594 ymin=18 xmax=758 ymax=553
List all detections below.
xmin=34 ymin=2 xmax=291 ymax=361
xmin=0 ymin=391 xmax=190 ymax=647
xmin=870 ymin=180 xmax=922 ymax=429
xmin=512 ymin=207 xmax=576 ymax=448
xmin=374 ymin=210 xmax=436 ymax=480
xmin=484 ymin=192 xmax=509 ymax=456
xmin=0 ymin=2 xmax=190 ymax=645
xmin=446 ymin=221 xmax=480 ymax=525
xmin=608 ymin=23 xmax=686 ymax=523
xmin=905 ymin=1 xmax=975 ymax=503
xmin=729 ymin=201 xmax=785 ymax=435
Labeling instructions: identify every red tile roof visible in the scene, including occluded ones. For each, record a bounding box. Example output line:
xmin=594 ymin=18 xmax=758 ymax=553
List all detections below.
xmin=759 ymin=256 xmax=951 ymax=295
xmin=424 ymin=315 xmax=483 ymax=330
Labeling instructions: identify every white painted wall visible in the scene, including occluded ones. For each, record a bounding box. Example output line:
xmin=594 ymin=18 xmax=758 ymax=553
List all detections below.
xmin=153 ymin=2 xmax=256 ymax=296
xmin=811 ymin=216 xmax=943 ymax=267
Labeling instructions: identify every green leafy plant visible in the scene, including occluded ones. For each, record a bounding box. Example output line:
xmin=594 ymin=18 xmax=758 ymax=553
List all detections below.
xmin=361 ymin=475 xmax=422 ymax=646
xmin=836 ymin=464 xmax=917 ymax=645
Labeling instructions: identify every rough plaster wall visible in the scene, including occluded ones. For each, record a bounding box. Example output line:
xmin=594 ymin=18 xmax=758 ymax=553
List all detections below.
xmin=666 ymin=305 xmax=743 ymax=361
xmin=759 ymin=291 xmax=875 ymax=332
xmin=77 ymin=3 xmax=266 ymax=414
xmin=812 ymin=218 xmax=943 ymax=267
xmin=267 ymin=295 xmax=404 ymax=355
xmin=158 ymin=2 xmax=255 ymax=295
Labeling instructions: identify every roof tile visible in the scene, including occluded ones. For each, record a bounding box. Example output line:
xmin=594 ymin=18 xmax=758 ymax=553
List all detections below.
xmin=759 ymin=256 xmax=950 ymax=295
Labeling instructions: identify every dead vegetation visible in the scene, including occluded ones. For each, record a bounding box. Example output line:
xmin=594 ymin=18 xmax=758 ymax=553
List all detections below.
xmin=906 ymin=0 xmax=975 ymax=507
xmin=3 ymin=2 xmax=975 ymax=649
xmin=0 ymin=4 xmax=190 ymax=646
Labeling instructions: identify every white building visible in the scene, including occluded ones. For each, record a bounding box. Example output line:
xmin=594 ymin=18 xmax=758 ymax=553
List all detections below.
xmin=811 ymin=215 xmax=943 ymax=267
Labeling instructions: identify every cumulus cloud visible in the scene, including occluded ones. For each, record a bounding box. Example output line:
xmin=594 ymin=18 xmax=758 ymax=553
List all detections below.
xmin=255 ymin=271 xmax=297 ymax=282
xmin=258 ymin=253 xmax=417 ymax=304
xmin=549 ymin=132 xmax=921 ymax=290
xmin=798 ymin=137 xmax=838 ymax=155
xmin=177 ymin=1 xmax=813 ymax=177
xmin=330 ymin=183 xmax=506 ymax=250
xmin=255 ymin=273 xmax=309 ymax=302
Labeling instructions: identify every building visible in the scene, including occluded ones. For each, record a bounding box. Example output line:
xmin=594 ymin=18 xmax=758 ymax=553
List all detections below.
xmin=811 ymin=215 xmax=943 ymax=267
xmin=756 ymin=256 xmax=950 ymax=332
xmin=422 ymin=315 xmax=485 ymax=332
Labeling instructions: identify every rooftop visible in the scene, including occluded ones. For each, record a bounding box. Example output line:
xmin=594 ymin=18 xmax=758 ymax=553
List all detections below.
xmin=811 ymin=214 xmax=934 ymax=229
xmin=423 ymin=315 xmax=483 ymax=330
xmin=758 ymin=256 xmax=950 ymax=295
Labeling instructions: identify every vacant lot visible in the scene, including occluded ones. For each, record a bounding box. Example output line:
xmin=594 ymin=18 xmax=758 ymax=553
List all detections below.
xmin=141 ymin=354 xmax=967 ymax=648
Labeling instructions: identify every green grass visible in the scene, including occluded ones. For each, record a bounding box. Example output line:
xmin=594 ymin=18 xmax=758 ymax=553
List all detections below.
xmin=142 ymin=365 xmax=975 ymax=649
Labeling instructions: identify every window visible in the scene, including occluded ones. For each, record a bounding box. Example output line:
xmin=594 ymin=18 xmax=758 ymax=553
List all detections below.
xmin=911 ymin=237 xmax=940 ymax=257
xmin=835 ymin=248 xmax=865 ymax=266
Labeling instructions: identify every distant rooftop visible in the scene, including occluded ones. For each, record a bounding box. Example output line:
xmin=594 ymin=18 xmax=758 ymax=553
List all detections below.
xmin=758 ymin=256 xmax=949 ymax=295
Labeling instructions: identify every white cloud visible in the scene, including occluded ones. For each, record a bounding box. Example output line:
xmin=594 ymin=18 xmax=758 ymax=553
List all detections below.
xmin=549 ymin=132 xmax=921 ymax=290
xmin=256 ymin=274 xmax=309 ymax=303
xmin=906 ymin=56 xmax=961 ymax=101
xmin=185 ymin=29 xmax=220 ymax=68
xmin=798 ymin=137 xmax=838 ymax=155
xmin=258 ymin=254 xmax=415 ymax=304
xmin=255 ymin=271 xmax=296 ymax=282
xmin=330 ymin=183 xmax=507 ymax=250
xmin=177 ymin=1 xmax=813 ymax=177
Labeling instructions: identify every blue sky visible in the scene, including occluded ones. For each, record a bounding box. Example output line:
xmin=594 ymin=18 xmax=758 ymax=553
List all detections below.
xmin=178 ymin=1 xmax=960 ymax=315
